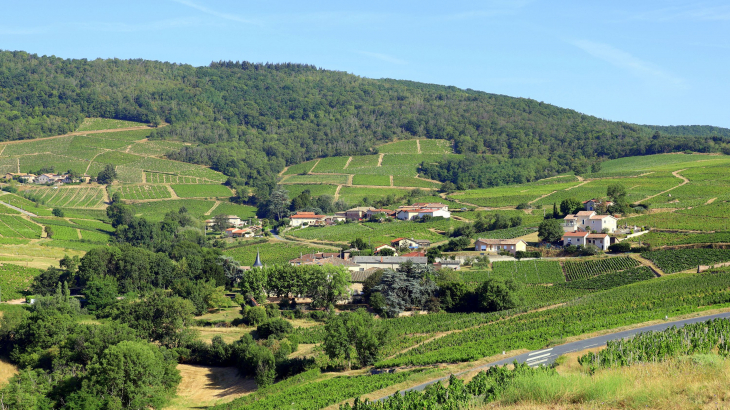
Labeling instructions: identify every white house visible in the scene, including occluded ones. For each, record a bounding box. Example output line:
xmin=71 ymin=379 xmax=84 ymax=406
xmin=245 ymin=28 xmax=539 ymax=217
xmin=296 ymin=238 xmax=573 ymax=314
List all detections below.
xmin=474 ymin=238 xmax=527 ymax=255
xmin=584 ymin=199 xmax=613 ymax=212
xmin=289 ymin=211 xmax=327 ymax=227
xmin=396 ymin=203 xmax=451 ymax=220
xmin=586 ymin=233 xmax=610 ymax=251
xmin=374 ymin=244 xmax=398 ymax=255
xmin=561 ymin=231 xmax=590 ymax=247
xmin=351 ymin=256 xmax=428 ymax=271
xmin=563 ymin=211 xmax=617 ymax=233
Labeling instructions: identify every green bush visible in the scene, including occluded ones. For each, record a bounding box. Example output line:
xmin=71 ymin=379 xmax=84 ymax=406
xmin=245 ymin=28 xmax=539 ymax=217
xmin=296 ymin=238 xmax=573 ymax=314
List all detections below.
xmin=242 ymin=306 xmax=267 ymax=326
xmin=257 ymin=318 xmax=294 ymax=340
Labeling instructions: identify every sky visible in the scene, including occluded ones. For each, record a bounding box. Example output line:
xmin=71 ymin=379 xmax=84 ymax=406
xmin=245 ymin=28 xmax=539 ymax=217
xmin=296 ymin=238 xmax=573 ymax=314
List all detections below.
xmin=2 ymin=0 xmax=729 ymax=127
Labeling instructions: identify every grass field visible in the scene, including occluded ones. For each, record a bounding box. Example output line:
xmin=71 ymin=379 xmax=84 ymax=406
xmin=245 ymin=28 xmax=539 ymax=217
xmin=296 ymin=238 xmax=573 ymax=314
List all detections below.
xmin=129 ymin=199 xmax=218 ymax=221
xmin=352 ymin=175 xmax=391 ymax=186
xmin=278 ymin=184 xmax=338 ymax=198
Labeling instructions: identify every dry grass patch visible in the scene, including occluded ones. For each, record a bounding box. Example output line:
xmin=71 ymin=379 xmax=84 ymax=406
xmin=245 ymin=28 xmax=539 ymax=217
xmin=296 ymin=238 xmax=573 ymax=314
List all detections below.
xmin=0 ymin=356 xmax=18 ymax=388
xmin=166 ymin=364 xmax=256 ymax=409
xmin=194 ymin=326 xmax=253 ymax=344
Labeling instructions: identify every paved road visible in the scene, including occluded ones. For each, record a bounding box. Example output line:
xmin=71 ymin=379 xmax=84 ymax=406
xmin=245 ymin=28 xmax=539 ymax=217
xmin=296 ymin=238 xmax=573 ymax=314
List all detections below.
xmin=271 ymin=229 xmax=284 ymax=240
xmin=0 ymin=200 xmax=37 ymax=217
xmin=379 ymin=310 xmax=730 ymax=397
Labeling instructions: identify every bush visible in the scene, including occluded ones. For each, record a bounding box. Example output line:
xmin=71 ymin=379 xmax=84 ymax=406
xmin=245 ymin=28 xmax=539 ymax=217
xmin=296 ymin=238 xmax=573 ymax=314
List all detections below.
xmin=257 ymin=318 xmax=294 ymax=340
xmin=52 ymin=208 xmax=64 ymax=217
xmin=608 ymin=242 xmax=631 ymax=253
xmin=1 ymin=185 xmax=17 ymax=193
xmin=515 ymin=251 xmax=541 ymax=260
xmin=242 ymin=306 xmax=268 ymax=326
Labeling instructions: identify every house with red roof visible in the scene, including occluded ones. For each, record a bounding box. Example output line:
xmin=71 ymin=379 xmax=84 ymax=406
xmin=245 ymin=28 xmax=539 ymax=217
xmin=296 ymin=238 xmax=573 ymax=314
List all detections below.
xmin=563 ymin=210 xmax=617 ymax=233
xmin=561 ymin=231 xmax=590 ymax=247
xmin=289 ymin=211 xmax=327 ymax=227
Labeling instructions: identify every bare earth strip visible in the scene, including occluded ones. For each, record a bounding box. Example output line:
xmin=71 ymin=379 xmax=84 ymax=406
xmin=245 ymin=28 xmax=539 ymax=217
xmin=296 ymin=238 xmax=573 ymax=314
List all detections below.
xmin=564 ymin=180 xmax=589 ymax=191
xmin=390 ymin=175 xmax=394 ymax=187
xmin=205 ymin=201 xmax=221 ymax=216
xmin=635 ymin=169 xmax=689 ymax=204
xmin=343 ymin=156 xmax=353 ymax=170
xmin=706 ymin=197 xmax=717 ymax=205
xmin=377 ymin=153 xmax=384 ymax=167
xmin=334 ymin=185 xmax=342 ymax=201
xmin=166 ymin=185 xmax=179 ymax=199
xmin=170 ymin=364 xmax=256 ymax=409
xmin=309 ymin=159 xmax=320 ymax=173
xmin=630 ymin=253 xmax=665 ymax=276
xmin=528 ymin=191 xmax=557 ymax=205
xmin=416 ymin=140 xmax=421 ymax=154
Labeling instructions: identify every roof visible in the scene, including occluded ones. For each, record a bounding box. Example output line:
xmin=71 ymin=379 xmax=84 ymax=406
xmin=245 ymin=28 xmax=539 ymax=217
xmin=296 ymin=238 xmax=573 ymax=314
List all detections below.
xmin=412 ymin=203 xmax=446 ymax=207
xmin=351 ymin=268 xmax=380 ymax=283
xmin=352 ymin=256 xmax=428 ymax=264
xmin=587 ymin=233 xmax=609 ymax=238
xmin=402 ymin=251 xmax=426 ymax=257
xmin=575 ymin=211 xmax=595 ymax=217
xmin=562 ymin=231 xmax=590 ymax=238
xmin=391 ymin=237 xmax=407 ymax=243
xmin=291 ymin=214 xmax=326 ymax=219
xmin=368 ymin=208 xmax=393 ymax=213
xmin=475 ymin=238 xmax=526 ymax=245
xmin=564 ymin=215 xmax=577 ymax=220
xmin=347 ymin=207 xmax=375 ymax=212
xmin=417 ymin=208 xmax=443 ymax=212
xmin=374 ymin=244 xmax=395 ymax=249
xmin=589 ymin=214 xmax=615 ymax=220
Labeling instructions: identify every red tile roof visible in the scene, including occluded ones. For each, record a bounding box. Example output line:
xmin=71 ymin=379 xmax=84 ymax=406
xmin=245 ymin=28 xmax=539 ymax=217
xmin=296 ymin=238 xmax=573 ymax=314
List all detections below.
xmin=562 ymin=231 xmax=590 ymax=237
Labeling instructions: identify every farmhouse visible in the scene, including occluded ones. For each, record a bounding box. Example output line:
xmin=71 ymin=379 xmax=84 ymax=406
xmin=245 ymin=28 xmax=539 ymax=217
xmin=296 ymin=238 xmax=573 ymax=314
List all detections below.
xmin=586 ymin=233 xmax=611 ymax=251
xmin=289 ymin=211 xmax=327 ymax=227
xmin=224 ymin=228 xmax=252 ymax=238
xmin=4 ymin=173 xmax=36 ymax=183
xmin=205 ymin=215 xmax=248 ymax=228
xmin=473 ymin=238 xmax=527 ymax=255
xmin=390 ymin=237 xmax=430 ymax=249
xmin=395 ymin=203 xmax=451 ymax=220
xmin=561 ymin=231 xmax=590 ymax=247
xmin=433 ymin=259 xmax=461 ymax=270
xmin=584 ymin=198 xmax=614 ymax=212
xmin=351 ymin=256 xmax=428 ymax=271
xmin=563 ymin=210 xmax=617 ymax=233
xmin=345 ymin=207 xmax=374 ymax=221
xmin=366 ymin=208 xmax=396 ymax=219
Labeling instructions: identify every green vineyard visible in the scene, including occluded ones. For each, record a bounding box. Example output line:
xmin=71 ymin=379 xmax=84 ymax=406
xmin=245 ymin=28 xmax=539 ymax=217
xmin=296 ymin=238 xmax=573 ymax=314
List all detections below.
xmin=563 ymin=256 xmax=641 ymax=281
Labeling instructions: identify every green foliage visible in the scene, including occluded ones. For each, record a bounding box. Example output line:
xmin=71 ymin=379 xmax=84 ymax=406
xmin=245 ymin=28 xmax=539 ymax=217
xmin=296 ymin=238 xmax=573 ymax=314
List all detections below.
xmin=476 ymin=278 xmax=522 ymax=312
xmin=96 ymin=164 xmax=117 ymax=184
xmin=491 ymin=260 xmax=565 ymax=284
xmin=579 ymin=318 xmax=730 ymax=370
xmin=71 ymin=340 xmax=180 ymax=409
xmin=538 ymin=218 xmax=563 ymax=242
xmin=324 ymin=308 xmax=389 ymax=369
xmin=76 ymin=117 xmax=147 ymax=131
xmin=372 ymin=262 xmax=438 ymax=317
xmin=83 ymin=275 xmax=119 ymax=312
xmin=257 ymin=318 xmax=294 ymax=340
xmin=559 ymin=267 xmax=655 ymax=291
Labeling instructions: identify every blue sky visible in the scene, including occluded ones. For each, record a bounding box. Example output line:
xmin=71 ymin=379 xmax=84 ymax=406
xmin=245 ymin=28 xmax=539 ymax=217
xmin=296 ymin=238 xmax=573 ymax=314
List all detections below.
xmin=2 ymin=0 xmax=729 ymax=127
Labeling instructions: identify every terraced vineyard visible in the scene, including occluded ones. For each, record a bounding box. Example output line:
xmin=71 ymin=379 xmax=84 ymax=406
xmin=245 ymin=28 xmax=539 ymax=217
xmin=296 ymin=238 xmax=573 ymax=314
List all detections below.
xmin=563 ymin=257 xmax=641 ymax=281
xmin=114 ymin=185 xmax=172 ymax=200
xmin=170 ymin=184 xmax=231 ymax=198
xmin=642 ymin=248 xmax=730 ymax=273
xmin=560 ymin=266 xmax=655 ymax=291
xmin=23 ymin=187 xmax=105 ymax=208
xmin=145 ymin=172 xmax=208 ymax=184
xmin=476 ymin=226 xmax=537 ymax=240
xmin=223 ymin=241 xmax=334 ymax=266
xmin=0 ymin=215 xmax=42 ymax=239
xmin=491 ymin=260 xmax=565 ymax=284
xmin=0 ymin=263 xmax=43 ymax=300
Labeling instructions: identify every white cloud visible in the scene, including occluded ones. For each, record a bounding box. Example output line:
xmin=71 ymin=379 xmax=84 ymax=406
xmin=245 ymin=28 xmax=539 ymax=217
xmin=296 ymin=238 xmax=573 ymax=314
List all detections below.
xmin=172 ymin=0 xmax=259 ymax=25
xmin=356 ymin=51 xmax=407 ymax=65
xmin=571 ymin=40 xmax=685 ymax=87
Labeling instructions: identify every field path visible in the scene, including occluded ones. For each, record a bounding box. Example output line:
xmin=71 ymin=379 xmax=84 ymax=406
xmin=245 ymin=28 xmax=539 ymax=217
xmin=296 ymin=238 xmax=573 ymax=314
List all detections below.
xmin=635 ymin=169 xmax=688 ymax=204
xmin=309 ymin=159 xmax=320 ymax=173
xmin=706 ymin=197 xmax=717 ymax=205
xmin=278 ymin=166 xmax=289 ymax=176
xmin=630 ymin=253 xmax=665 ymax=276
xmin=205 ymin=201 xmax=221 ymax=216
xmin=347 ymin=175 xmax=354 ymax=186
xmin=0 ymin=200 xmax=37 ymax=217
xmin=343 ymin=156 xmax=353 ymax=170
xmin=334 ymin=185 xmax=342 ymax=201
xmin=564 ymin=180 xmax=589 ymax=191
xmin=528 ymin=191 xmax=557 ymax=205
xmin=377 ymin=153 xmax=384 ymax=167
xmin=85 ymin=151 xmax=104 ymax=174
xmin=416 ymin=140 xmax=421 ymax=154
xmin=389 ymin=175 xmax=394 ymax=187
xmin=414 ymin=174 xmax=442 ymax=184
xmin=166 ymin=185 xmax=179 ymax=199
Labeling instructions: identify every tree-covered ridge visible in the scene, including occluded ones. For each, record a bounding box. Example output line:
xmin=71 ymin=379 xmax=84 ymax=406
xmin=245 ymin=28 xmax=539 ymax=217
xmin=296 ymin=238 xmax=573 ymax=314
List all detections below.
xmin=2 ymin=50 xmax=729 ymax=194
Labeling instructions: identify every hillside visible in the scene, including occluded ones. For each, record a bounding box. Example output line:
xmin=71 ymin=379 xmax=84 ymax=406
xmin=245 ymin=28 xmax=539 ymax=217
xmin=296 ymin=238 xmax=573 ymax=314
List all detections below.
xmin=2 ymin=50 xmax=730 ymax=198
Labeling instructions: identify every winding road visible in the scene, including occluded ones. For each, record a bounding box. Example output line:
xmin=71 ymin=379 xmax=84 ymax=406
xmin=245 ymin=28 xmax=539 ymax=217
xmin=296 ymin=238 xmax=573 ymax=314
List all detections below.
xmin=379 ymin=310 xmax=730 ymax=398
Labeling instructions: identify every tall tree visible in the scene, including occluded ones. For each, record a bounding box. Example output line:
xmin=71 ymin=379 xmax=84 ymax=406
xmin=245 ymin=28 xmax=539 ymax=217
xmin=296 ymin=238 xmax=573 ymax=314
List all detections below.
xmin=323 ymin=308 xmax=389 ymax=369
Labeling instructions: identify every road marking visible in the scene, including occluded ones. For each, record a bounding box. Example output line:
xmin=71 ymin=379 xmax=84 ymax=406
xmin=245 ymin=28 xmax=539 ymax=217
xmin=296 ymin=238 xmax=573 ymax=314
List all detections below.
xmin=526 ymin=353 xmax=551 ymax=361
xmin=528 ymin=358 xmax=548 ymax=366
xmin=528 ymin=348 xmax=553 ymax=356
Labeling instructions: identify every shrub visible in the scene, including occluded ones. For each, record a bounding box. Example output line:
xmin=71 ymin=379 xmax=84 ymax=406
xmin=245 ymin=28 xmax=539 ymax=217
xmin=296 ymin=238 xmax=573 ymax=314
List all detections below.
xmin=242 ymin=306 xmax=268 ymax=326
xmin=608 ymin=242 xmax=631 ymax=253
xmin=257 ymin=318 xmax=294 ymax=340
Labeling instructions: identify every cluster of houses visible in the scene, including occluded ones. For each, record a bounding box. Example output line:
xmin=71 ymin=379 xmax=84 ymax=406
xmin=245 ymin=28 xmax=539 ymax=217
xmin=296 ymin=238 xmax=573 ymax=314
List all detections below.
xmin=3 ymin=172 xmax=89 ymax=184
xmin=288 ymin=203 xmax=451 ymax=227
xmin=203 ymin=215 xmax=262 ymax=238
xmin=560 ymin=200 xmax=618 ymax=251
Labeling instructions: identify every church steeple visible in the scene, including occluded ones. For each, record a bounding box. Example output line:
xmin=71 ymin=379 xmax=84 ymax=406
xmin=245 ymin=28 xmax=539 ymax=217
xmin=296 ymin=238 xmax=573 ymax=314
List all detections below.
xmin=253 ymin=249 xmax=263 ymax=268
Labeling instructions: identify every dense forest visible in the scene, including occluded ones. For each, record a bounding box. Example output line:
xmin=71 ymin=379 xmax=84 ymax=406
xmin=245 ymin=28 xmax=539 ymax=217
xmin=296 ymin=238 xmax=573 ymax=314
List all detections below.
xmin=1 ymin=50 xmax=729 ymax=194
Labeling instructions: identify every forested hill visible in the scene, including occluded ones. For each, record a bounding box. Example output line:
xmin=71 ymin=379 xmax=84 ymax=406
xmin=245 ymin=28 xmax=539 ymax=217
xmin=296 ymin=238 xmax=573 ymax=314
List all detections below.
xmin=1 ymin=50 xmax=729 ymax=195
